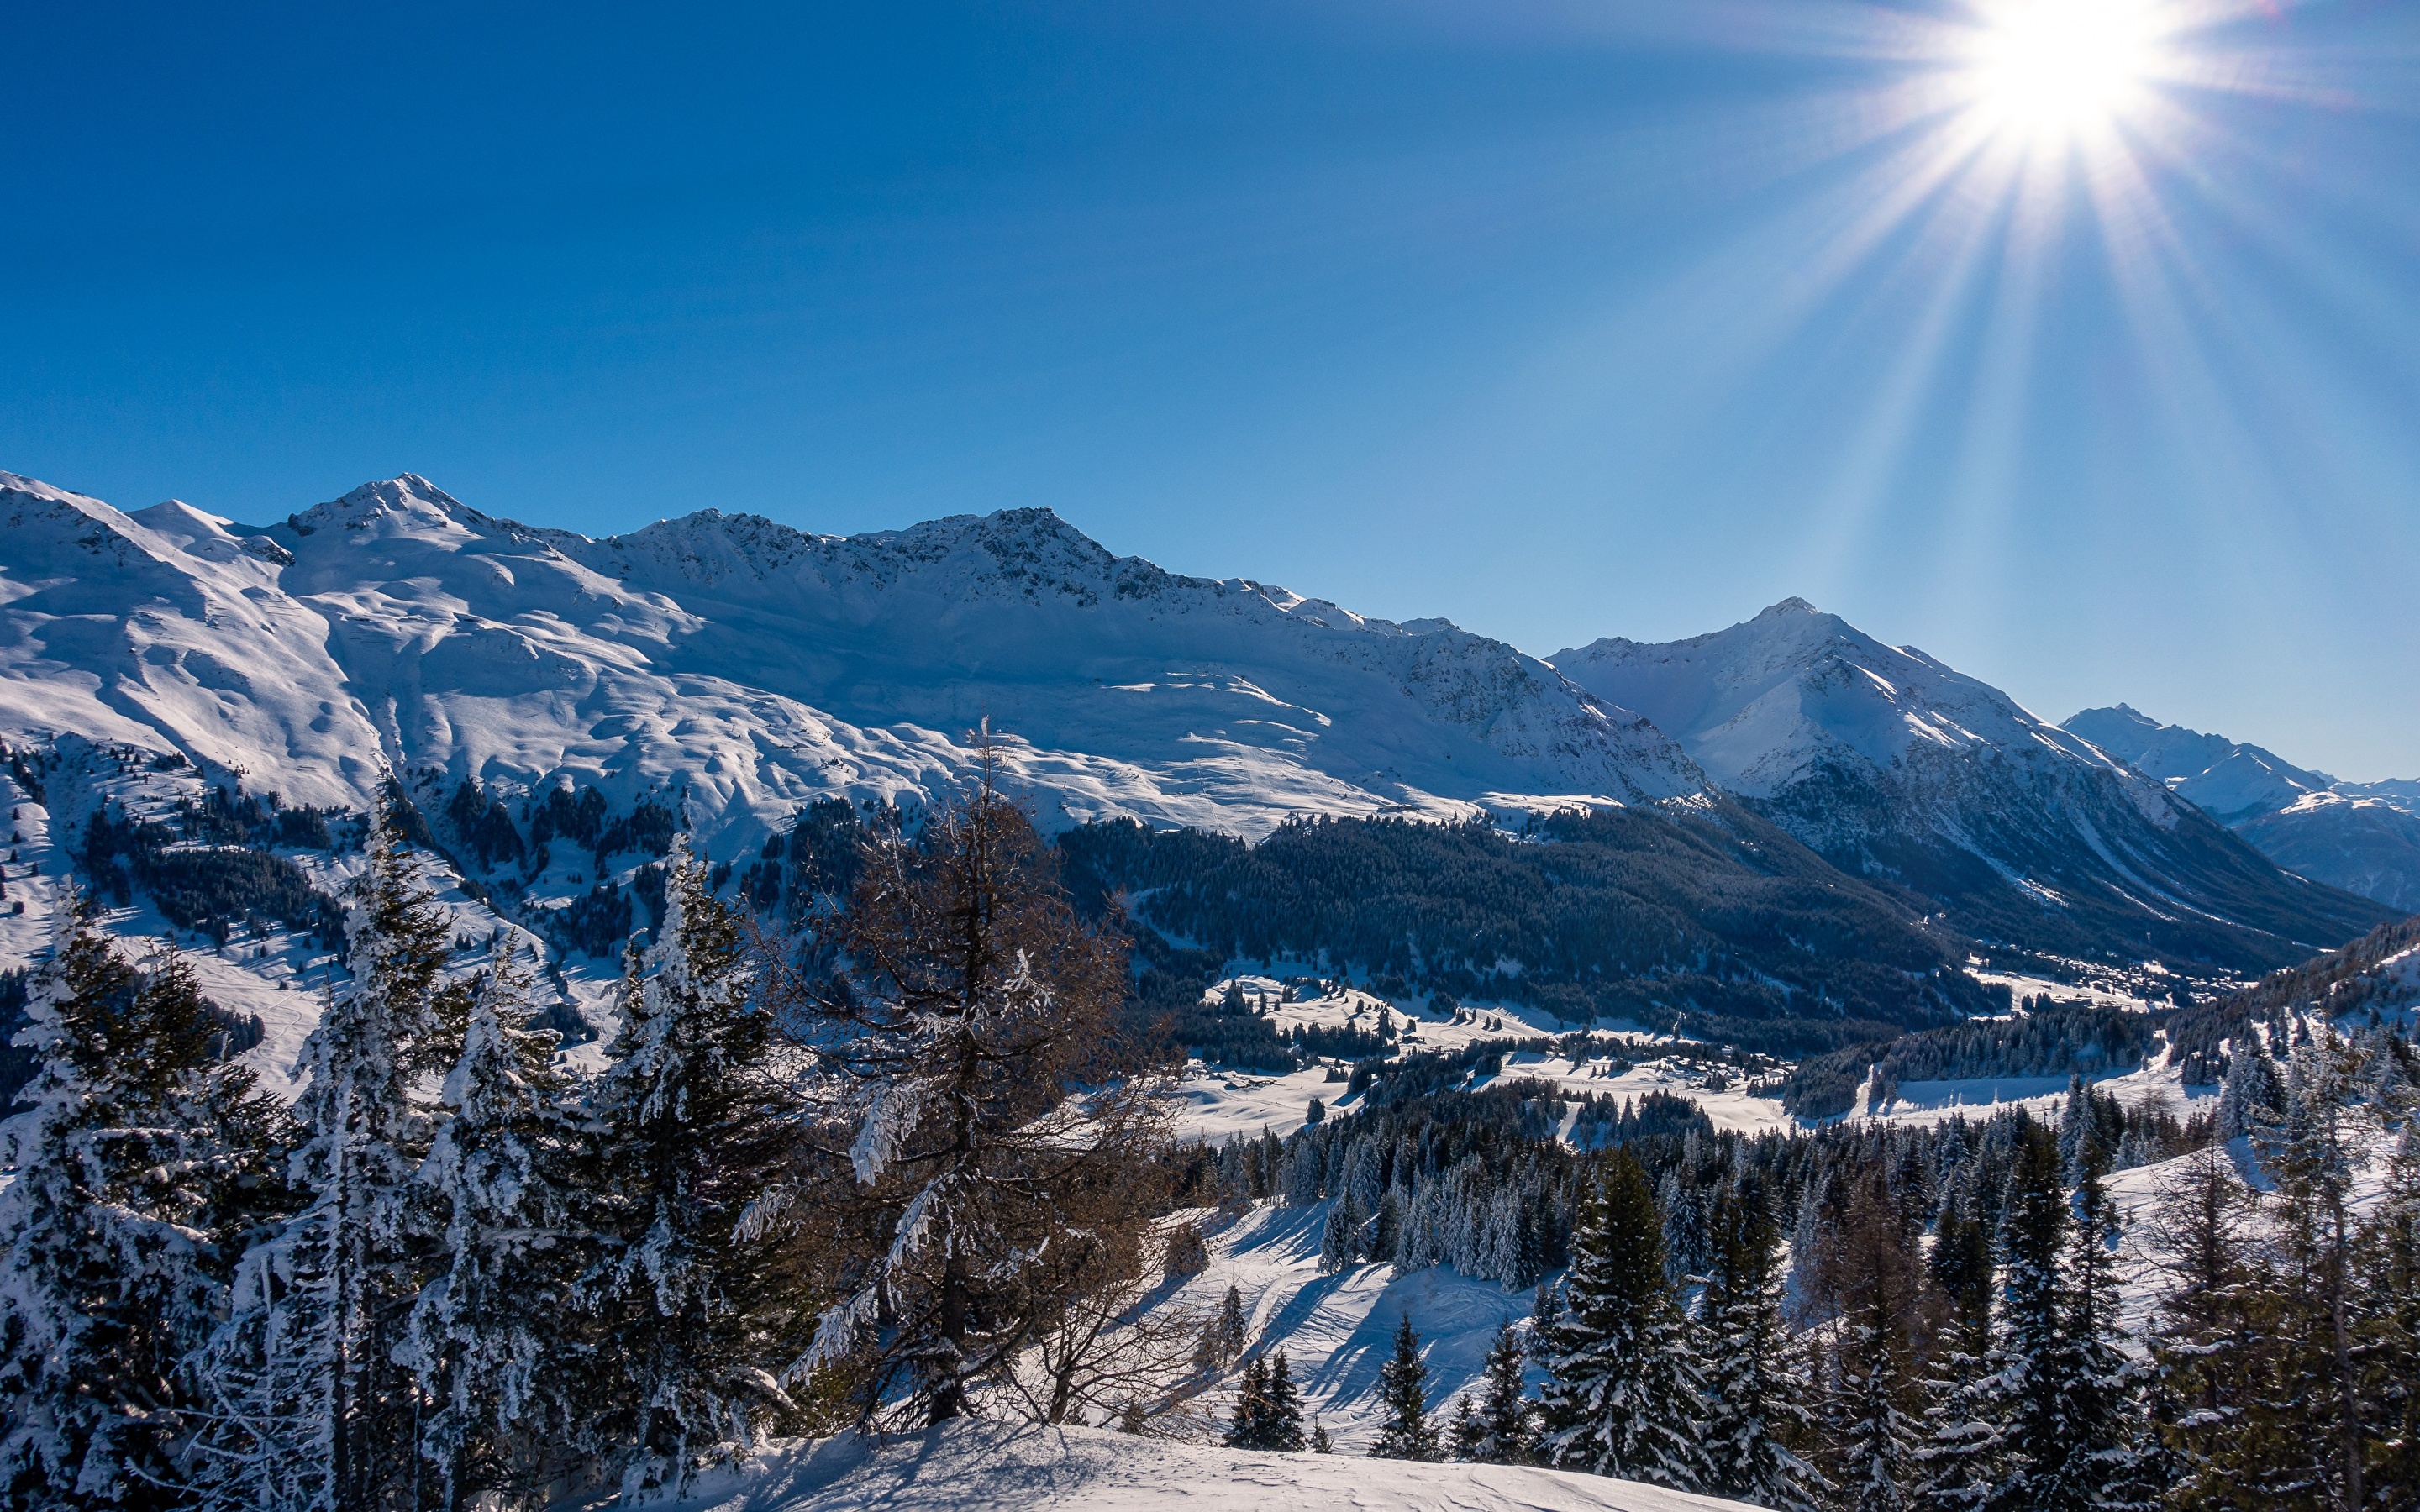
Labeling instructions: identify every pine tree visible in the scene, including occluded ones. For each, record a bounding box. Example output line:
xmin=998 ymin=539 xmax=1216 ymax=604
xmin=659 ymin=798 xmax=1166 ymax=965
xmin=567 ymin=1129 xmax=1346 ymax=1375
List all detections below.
xmin=1837 ymin=1310 xmax=1919 ymax=1512
xmin=1699 ymin=1182 xmax=1822 ymax=1510
xmin=1535 ymin=1147 xmax=1707 ymax=1489
xmin=1310 ymin=1416 xmax=1333 ymax=1453
xmin=399 ymin=941 xmax=577 ymax=1508
xmin=575 ymin=837 xmax=804 ymax=1497
xmin=2040 ymin=1152 xmax=2154 ymax=1511
xmin=2354 ymin=1121 xmax=2420 ymax=1509
xmin=194 ymin=803 xmax=455 ymax=1511
xmin=1224 ymin=1357 xmax=1270 ymax=1450
xmin=1264 ymin=1351 xmax=1307 ymax=1452
xmin=1197 ymin=1283 xmax=1247 ymax=1370
xmin=1319 ymin=1191 xmax=1365 ymax=1273
xmin=1983 ymin=1123 xmax=2070 ymax=1512
xmin=1454 ymin=1322 xmax=1536 ymax=1466
xmin=2140 ymin=1137 xmax=2261 ymax=1509
xmin=2249 ymin=1026 xmax=2369 ymax=1511
xmin=0 ymin=902 xmax=278 ymax=1508
xmin=1450 ymin=1394 xmax=1486 ymax=1462
xmin=1828 ymin=1171 xmax=1924 ymax=1512
xmin=1223 ymin=1351 xmax=1305 ymax=1452
xmin=1370 ymin=1315 xmax=1439 ymax=1461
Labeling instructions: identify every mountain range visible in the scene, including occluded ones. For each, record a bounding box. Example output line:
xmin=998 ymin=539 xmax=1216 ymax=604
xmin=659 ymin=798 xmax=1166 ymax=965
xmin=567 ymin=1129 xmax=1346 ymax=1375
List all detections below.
xmin=1551 ymin=601 xmax=2391 ymax=970
xmin=0 ymin=469 xmax=2398 ymax=992
xmin=2063 ymin=704 xmax=2420 ymax=912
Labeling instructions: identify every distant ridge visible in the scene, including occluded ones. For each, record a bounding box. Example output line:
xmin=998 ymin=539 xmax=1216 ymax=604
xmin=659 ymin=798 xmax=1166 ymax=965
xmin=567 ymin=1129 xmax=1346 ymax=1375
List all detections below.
xmin=1552 ymin=600 xmax=2393 ymax=972
xmin=2065 ymin=703 xmax=2420 ymax=911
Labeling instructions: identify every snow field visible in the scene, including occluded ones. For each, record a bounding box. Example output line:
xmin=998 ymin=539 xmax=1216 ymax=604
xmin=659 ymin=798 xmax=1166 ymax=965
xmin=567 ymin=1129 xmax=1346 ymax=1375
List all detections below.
xmin=640 ymin=1419 xmax=1760 ymax=1512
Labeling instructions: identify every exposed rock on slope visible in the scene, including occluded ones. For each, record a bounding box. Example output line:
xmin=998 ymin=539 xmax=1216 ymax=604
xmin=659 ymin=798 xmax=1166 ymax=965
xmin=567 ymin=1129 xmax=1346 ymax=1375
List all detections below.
xmin=1552 ymin=600 xmax=2391 ymax=973
xmin=2065 ymin=703 xmax=2420 ymax=913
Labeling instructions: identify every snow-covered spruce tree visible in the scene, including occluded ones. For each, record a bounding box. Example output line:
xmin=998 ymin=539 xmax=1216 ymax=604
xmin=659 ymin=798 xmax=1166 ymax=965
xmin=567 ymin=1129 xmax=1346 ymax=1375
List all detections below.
xmin=2215 ymin=1030 xmax=2283 ymax=1142
xmin=192 ymin=802 xmax=456 ymax=1512
xmin=2039 ymin=1152 xmax=2155 ymax=1512
xmin=785 ymin=745 xmax=1161 ymax=1425
xmin=574 ymin=837 xmax=807 ymax=1498
xmin=2354 ymin=1120 xmax=2420 ymax=1509
xmin=1534 ymin=1147 xmax=1707 ymax=1490
xmin=1263 ymin=1352 xmax=1307 ymax=1452
xmin=2245 ymin=1026 xmax=2371 ymax=1511
xmin=2138 ymin=1135 xmax=2261 ymax=1508
xmin=0 ymin=900 xmax=281 ymax=1508
xmin=1224 ymin=1357 xmax=1270 ymax=1449
xmin=1825 ymin=1171 xmax=1927 ymax=1512
xmin=398 ymin=940 xmax=579 ymax=1508
xmin=1453 ymin=1322 xmax=1536 ymax=1466
xmin=1977 ymin=1122 xmax=2068 ymax=1512
xmin=1836 ymin=1312 xmax=1920 ymax=1512
xmin=1370 ymin=1315 xmax=1439 ymax=1462
xmin=1914 ymin=1205 xmax=1997 ymax=1512
xmin=1698 ymin=1181 xmax=1822 ymax=1511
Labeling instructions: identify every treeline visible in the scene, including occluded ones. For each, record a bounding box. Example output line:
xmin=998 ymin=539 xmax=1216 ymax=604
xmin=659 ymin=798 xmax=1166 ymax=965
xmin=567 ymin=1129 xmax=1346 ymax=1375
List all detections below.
xmin=1781 ymin=1005 xmax=2159 ymax=1118
xmin=0 ymin=764 xmax=1190 ymax=1509
xmin=2165 ymin=912 xmax=2420 ymax=1084
xmin=1056 ymin=809 xmax=2006 ymax=1055
xmin=78 ymin=797 xmax=343 ymax=950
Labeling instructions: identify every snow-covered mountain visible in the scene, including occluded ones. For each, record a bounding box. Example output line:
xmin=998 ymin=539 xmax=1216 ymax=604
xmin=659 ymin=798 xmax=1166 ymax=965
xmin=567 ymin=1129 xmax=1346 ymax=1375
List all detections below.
xmin=1549 ymin=600 xmax=2392 ymax=972
xmin=2065 ymin=704 xmax=2420 ymax=912
xmin=0 ymin=470 xmax=1706 ymax=857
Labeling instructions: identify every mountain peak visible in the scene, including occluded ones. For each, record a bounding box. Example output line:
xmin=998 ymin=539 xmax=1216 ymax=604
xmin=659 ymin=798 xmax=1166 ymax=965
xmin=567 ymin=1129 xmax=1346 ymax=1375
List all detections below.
xmin=1758 ymin=596 xmax=1823 ymax=617
xmin=292 ymin=474 xmax=476 ymax=536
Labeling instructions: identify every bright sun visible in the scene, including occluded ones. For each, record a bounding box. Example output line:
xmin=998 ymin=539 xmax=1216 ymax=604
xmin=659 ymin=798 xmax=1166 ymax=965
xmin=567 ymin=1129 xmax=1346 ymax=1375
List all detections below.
xmin=1964 ymin=0 xmax=2169 ymax=147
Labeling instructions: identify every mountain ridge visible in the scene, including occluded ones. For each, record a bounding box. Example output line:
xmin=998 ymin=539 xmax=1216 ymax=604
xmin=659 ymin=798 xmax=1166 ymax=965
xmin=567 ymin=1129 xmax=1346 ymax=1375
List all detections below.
xmin=2064 ymin=703 xmax=2420 ymax=911
xmin=0 ymin=470 xmax=1707 ymax=857
xmin=1550 ymin=600 xmax=2393 ymax=973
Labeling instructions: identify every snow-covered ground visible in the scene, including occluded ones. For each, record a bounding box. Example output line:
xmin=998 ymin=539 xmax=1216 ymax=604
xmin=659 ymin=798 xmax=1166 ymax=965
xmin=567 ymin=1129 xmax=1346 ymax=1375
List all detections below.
xmin=1157 ymin=1201 xmax=1538 ymax=1452
xmin=641 ymin=1420 xmax=1757 ymax=1512
xmin=1171 ymin=975 xmax=1802 ymax=1143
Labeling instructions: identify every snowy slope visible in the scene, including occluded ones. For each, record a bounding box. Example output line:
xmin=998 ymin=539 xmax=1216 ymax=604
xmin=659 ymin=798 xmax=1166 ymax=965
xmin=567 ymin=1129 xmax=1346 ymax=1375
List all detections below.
xmin=0 ymin=471 xmax=1706 ymax=861
xmin=2065 ymin=704 xmax=2420 ymax=911
xmin=648 ymin=1419 xmax=1757 ymax=1512
xmin=1549 ymin=600 xmax=2391 ymax=971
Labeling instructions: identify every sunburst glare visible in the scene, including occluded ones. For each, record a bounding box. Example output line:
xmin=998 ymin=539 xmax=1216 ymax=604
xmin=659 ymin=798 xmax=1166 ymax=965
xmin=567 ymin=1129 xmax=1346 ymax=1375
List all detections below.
xmin=1960 ymin=0 xmax=2172 ymax=149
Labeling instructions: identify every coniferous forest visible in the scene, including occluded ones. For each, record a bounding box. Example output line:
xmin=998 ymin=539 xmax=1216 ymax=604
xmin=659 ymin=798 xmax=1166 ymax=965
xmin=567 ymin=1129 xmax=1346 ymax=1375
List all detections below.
xmin=2 ymin=759 xmax=2417 ymax=1511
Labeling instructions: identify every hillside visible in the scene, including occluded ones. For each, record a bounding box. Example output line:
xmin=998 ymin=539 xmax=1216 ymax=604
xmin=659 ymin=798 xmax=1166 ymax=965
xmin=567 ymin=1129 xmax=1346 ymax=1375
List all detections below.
xmin=1552 ymin=600 xmax=2393 ymax=974
xmin=2065 ymin=702 xmax=2420 ymax=911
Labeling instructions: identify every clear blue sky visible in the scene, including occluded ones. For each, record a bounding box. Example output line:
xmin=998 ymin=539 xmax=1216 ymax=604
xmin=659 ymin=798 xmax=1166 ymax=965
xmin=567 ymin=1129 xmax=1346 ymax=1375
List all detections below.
xmin=5 ymin=2 xmax=2415 ymax=777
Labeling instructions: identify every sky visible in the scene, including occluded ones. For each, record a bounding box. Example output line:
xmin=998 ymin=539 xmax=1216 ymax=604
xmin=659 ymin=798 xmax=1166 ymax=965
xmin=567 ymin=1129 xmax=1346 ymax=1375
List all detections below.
xmin=3 ymin=1 xmax=2416 ymax=778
